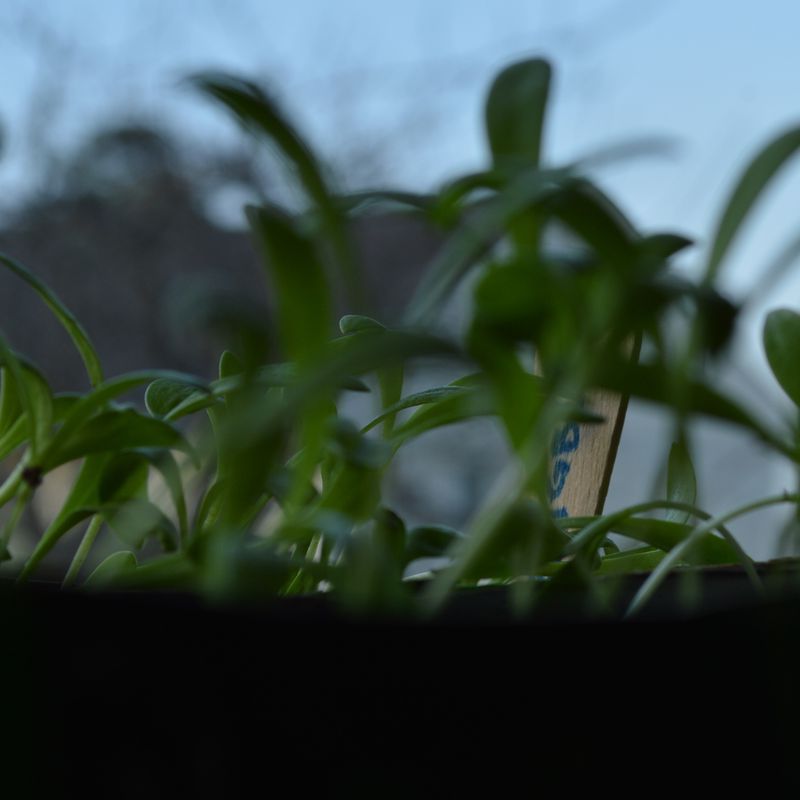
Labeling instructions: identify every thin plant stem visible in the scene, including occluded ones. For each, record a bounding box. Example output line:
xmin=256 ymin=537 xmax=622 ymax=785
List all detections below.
xmin=62 ymin=515 xmax=104 ymax=588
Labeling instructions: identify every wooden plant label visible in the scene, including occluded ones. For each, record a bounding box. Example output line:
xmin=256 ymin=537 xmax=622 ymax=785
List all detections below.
xmin=548 ymin=388 xmax=630 ymax=519
xmin=546 ymin=339 xmax=636 ymax=519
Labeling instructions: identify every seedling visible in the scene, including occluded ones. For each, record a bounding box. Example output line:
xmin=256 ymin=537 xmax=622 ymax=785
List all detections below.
xmin=0 ymin=58 xmax=799 ymax=619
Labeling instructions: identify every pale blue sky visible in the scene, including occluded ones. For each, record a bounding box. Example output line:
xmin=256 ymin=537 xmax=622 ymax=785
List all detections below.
xmin=2 ymin=1 xmax=800 ymax=354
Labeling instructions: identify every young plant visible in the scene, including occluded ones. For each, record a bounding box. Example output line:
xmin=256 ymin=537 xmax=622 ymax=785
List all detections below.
xmin=1 ymin=57 xmax=799 ymax=619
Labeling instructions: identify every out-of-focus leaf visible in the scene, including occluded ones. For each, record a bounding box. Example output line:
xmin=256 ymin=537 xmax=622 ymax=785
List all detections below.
xmin=0 ymin=366 xmax=21 ymax=435
xmin=485 ymin=58 xmax=551 ymax=170
xmin=0 ymin=339 xmax=53 ymax=459
xmin=145 ymin=377 xmax=211 ymax=418
xmin=190 ymin=74 xmax=360 ymax=303
xmin=20 ymin=451 xmax=151 ymax=580
xmin=764 ymin=308 xmax=800 ymax=407
xmin=247 ymin=203 xmax=332 ymax=363
xmin=637 ymin=233 xmax=694 ymax=272
xmin=665 ymin=440 xmax=697 ymax=525
xmin=543 ymin=180 xmax=637 ymax=267
xmin=0 ymin=253 xmax=103 ymax=387
xmin=705 ymin=126 xmax=800 ymax=283
xmin=363 ymin=385 xmax=472 ymax=434
xmin=339 ymin=314 xmax=384 ymax=335
xmin=596 ymin=547 xmax=665 ymax=576
xmin=84 ymin=551 xmax=138 ymax=588
xmin=42 ymin=408 xmax=187 ymax=470
xmin=42 ymin=370 xmax=205 ymax=466
xmin=405 ymin=168 xmax=570 ymax=324
xmin=104 ymin=498 xmax=178 ymax=552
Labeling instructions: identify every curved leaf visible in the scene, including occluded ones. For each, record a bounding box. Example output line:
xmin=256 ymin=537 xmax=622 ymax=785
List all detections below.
xmin=764 ymin=308 xmax=800 ymax=407
xmin=705 ymin=126 xmax=800 ymax=283
xmin=485 ymin=58 xmax=551 ymax=169
xmin=0 ymin=253 xmax=103 ymax=387
xmin=665 ymin=440 xmax=697 ymax=524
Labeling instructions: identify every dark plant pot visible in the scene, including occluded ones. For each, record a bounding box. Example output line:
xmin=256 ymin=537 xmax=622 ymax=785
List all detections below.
xmin=4 ymin=565 xmax=800 ymax=795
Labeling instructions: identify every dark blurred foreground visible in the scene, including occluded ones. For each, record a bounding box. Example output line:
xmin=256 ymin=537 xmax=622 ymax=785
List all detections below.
xmin=4 ymin=571 xmax=800 ymax=795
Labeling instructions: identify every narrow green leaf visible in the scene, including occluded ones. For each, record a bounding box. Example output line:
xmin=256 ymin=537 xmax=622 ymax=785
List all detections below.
xmin=485 ymin=58 xmax=551 ymax=170
xmin=247 ymin=203 xmax=332 ymax=362
xmin=339 ymin=314 xmax=384 ymax=335
xmin=43 ymin=408 xmax=186 ymax=470
xmin=606 ymin=517 xmax=735 ymax=565
xmin=596 ymin=547 xmax=665 ymax=576
xmin=362 ymin=385 xmax=470 ymax=433
xmin=104 ymin=499 xmax=178 ymax=552
xmin=0 ymin=253 xmax=103 ymax=387
xmin=84 ymin=551 xmax=138 ymax=588
xmin=219 ymin=350 xmax=244 ymax=379
xmin=764 ymin=308 xmax=800 ymax=407
xmin=146 ymin=378 xmax=209 ymax=418
xmin=705 ymin=126 xmax=800 ymax=283
xmin=42 ymin=370 xmax=204 ymax=467
xmin=665 ymin=440 xmax=697 ymax=524
xmin=191 ymin=74 xmax=361 ymax=304
xmin=0 ymin=367 xmax=21 ymax=435
xmin=0 ymin=337 xmax=53 ymax=459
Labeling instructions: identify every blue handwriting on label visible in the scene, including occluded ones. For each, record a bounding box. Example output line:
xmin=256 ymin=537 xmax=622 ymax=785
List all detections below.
xmin=549 ymin=422 xmax=580 ymax=517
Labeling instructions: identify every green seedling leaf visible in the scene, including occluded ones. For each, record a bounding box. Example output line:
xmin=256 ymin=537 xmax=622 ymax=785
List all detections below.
xmin=247 ymin=203 xmax=332 ymax=363
xmin=485 ymin=58 xmax=551 ymax=170
xmin=0 ymin=366 xmax=22 ymax=435
xmin=219 ymin=350 xmax=244 ymax=379
xmin=0 ymin=393 xmax=76 ymax=463
xmin=764 ymin=308 xmax=800 ymax=407
xmin=0 ymin=338 xmax=54 ymax=459
xmin=135 ymin=449 xmax=189 ymax=543
xmin=0 ymin=253 xmax=103 ymax=387
xmin=96 ymin=451 xmax=149 ymax=503
xmin=41 ymin=370 xmax=204 ymax=468
xmin=210 ymin=361 xmax=368 ymax=396
xmin=43 ymin=408 xmax=187 ymax=471
xmin=543 ymin=179 xmax=638 ymax=267
xmin=405 ymin=167 xmax=571 ymax=324
xmin=339 ymin=314 xmax=384 ymax=335
xmin=20 ymin=451 xmax=151 ymax=580
xmin=665 ymin=440 xmax=697 ymax=524
xmin=596 ymin=547 xmax=665 ymax=576
xmin=390 ymin=386 xmax=495 ymax=447
xmin=191 ymin=73 xmax=360 ymax=303
xmin=637 ymin=232 xmax=694 ymax=267
xmin=433 ymin=170 xmax=505 ymax=225
xmin=608 ymin=517 xmax=735 ymax=565
xmin=326 ymin=418 xmax=393 ymax=469
xmin=563 ymin=507 xmax=739 ymax=566
xmin=146 ymin=377 xmax=211 ymax=418
xmin=705 ymin=126 xmax=800 ymax=284
xmin=104 ymin=552 xmax=197 ymax=590
xmin=362 ymin=385 xmax=471 ymax=434
xmin=84 ymin=551 xmax=138 ymax=589
xmin=104 ymin=499 xmax=178 ymax=552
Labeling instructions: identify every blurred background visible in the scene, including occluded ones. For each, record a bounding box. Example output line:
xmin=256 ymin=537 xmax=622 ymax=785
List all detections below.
xmin=0 ymin=0 xmax=799 ymax=559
